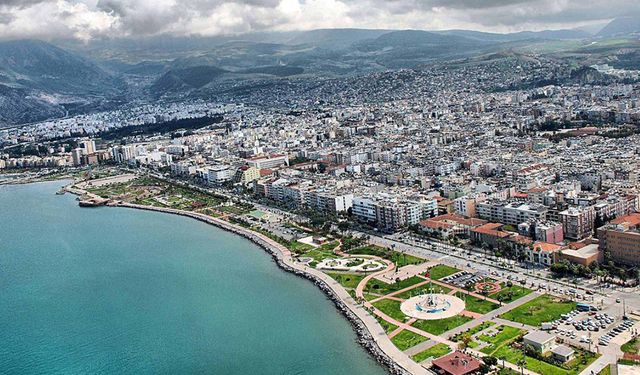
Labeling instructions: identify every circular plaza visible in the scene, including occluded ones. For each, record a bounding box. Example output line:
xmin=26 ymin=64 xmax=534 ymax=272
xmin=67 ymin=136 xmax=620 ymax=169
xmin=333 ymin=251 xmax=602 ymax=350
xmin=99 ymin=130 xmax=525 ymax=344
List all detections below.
xmin=400 ymin=293 xmax=466 ymax=320
xmin=315 ymin=257 xmax=386 ymax=272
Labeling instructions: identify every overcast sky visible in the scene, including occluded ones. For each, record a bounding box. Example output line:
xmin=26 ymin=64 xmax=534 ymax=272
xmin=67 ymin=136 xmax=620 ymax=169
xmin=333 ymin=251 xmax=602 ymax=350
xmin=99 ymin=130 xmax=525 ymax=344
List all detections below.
xmin=0 ymin=0 xmax=637 ymax=41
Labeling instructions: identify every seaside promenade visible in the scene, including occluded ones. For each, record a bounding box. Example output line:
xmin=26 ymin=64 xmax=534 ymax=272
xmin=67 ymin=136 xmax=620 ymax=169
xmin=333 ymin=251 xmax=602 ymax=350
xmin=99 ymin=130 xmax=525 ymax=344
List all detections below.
xmin=113 ymin=202 xmax=431 ymax=375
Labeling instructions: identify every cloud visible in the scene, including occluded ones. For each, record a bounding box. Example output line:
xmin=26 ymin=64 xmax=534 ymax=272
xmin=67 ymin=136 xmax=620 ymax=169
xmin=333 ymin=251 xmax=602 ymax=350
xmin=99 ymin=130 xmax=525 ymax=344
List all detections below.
xmin=0 ymin=0 xmax=638 ymax=41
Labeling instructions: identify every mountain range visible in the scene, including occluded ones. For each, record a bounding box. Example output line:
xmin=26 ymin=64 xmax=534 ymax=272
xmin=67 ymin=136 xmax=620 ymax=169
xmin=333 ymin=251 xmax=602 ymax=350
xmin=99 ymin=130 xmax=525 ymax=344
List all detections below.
xmin=1 ymin=17 xmax=639 ymax=127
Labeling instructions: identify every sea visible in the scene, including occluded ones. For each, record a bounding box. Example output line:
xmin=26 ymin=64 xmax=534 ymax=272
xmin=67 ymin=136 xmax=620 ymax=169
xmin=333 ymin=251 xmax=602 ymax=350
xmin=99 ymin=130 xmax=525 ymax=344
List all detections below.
xmin=0 ymin=181 xmax=387 ymax=375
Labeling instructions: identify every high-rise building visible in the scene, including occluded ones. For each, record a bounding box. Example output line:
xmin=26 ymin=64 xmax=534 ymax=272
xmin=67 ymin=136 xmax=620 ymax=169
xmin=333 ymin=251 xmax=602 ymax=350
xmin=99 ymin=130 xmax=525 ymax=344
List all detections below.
xmin=71 ymin=148 xmax=84 ymax=166
xmin=80 ymin=139 xmax=96 ymax=155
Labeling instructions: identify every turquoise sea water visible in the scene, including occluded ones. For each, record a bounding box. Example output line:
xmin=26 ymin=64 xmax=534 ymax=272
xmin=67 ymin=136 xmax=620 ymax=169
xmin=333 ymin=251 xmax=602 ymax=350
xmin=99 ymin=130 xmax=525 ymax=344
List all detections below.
xmin=0 ymin=181 xmax=387 ymax=375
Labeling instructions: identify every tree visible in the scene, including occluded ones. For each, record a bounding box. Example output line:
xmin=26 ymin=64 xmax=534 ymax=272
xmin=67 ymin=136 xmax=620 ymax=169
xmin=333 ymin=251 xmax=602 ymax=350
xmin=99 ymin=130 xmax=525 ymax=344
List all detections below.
xmin=517 ymin=357 xmax=527 ymax=375
xmin=460 ymin=334 xmax=472 ymax=351
xmin=619 ymin=269 xmax=628 ymax=283
xmin=483 ymin=356 xmax=498 ymax=367
xmin=337 ymin=221 xmax=350 ymax=234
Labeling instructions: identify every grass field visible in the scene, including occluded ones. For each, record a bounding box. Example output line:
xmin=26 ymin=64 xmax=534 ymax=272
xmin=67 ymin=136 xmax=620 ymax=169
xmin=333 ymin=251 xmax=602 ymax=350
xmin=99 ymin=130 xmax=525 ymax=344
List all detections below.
xmin=456 ymin=292 xmax=500 ymax=314
xmin=349 ymin=245 xmax=425 ymax=267
xmin=489 ymin=284 xmax=533 ymax=303
xmin=451 ymin=321 xmax=496 ymax=342
xmin=497 ymin=368 xmax=521 ymax=375
xmin=411 ymin=343 xmax=451 ymax=362
xmin=396 ymin=283 xmax=451 ymax=299
xmin=427 ymin=264 xmax=460 ymax=280
xmin=411 ymin=315 xmax=473 ymax=335
xmin=493 ymin=344 xmax=598 ymax=375
xmin=364 ymin=293 xmax=381 ymax=301
xmin=391 ymin=330 xmax=429 ymax=351
xmin=621 ymin=337 xmax=640 ymax=354
xmin=500 ymin=294 xmax=576 ymax=326
xmin=366 ymin=276 xmax=425 ymax=296
xmin=375 ymin=316 xmax=398 ymax=334
xmin=478 ymin=326 xmax=525 ymax=356
xmin=598 ymin=365 xmax=611 ymax=375
xmin=373 ymin=299 xmax=406 ymax=322
xmin=326 ymin=272 xmax=365 ymax=289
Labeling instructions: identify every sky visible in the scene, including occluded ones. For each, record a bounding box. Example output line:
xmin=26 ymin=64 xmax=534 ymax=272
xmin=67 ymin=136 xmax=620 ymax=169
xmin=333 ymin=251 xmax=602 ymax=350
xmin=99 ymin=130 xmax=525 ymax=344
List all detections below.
xmin=0 ymin=0 xmax=638 ymax=41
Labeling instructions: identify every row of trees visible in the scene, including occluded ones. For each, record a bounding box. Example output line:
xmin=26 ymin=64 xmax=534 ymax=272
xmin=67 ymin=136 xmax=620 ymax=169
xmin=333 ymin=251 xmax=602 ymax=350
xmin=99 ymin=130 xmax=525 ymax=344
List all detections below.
xmin=550 ymin=257 xmax=640 ymax=284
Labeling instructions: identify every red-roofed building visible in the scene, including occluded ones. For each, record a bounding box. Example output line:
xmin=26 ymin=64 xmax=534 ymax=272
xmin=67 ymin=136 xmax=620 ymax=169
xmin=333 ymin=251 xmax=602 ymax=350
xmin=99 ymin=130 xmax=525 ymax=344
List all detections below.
xmin=419 ymin=214 xmax=487 ymax=239
xmin=471 ymin=222 xmax=512 ymax=247
xmin=431 ymin=351 xmax=481 ymax=375
xmin=524 ymin=241 xmax=563 ymax=266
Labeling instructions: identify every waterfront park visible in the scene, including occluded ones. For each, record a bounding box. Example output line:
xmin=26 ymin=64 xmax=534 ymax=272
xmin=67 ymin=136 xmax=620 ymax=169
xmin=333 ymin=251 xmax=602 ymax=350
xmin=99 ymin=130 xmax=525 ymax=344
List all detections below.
xmin=79 ymin=173 xmax=607 ymax=375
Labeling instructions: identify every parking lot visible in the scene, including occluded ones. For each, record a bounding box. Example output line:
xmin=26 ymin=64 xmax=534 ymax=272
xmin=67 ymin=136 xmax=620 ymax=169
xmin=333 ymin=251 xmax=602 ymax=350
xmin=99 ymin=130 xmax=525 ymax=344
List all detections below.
xmin=547 ymin=307 xmax=638 ymax=351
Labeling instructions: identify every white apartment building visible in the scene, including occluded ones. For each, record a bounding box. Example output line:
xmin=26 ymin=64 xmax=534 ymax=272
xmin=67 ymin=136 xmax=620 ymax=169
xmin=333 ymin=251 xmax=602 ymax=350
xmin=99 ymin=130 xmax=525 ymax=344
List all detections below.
xmin=246 ymin=154 xmax=289 ymax=169
xmin=207 ymin=165 xmax=234 ymax=184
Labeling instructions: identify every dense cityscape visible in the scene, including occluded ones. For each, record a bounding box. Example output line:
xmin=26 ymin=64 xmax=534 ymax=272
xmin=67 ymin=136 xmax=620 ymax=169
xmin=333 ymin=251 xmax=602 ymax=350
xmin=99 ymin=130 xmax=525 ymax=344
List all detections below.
xmin=2 ymin=50 xmax=640 ymax=375
xmin=2 ymin=1 xmax=640 ymax=374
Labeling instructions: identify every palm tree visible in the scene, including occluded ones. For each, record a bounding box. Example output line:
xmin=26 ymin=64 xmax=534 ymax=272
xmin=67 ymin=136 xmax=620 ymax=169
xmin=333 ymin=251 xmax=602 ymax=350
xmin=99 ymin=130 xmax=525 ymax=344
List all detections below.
xmin=517 ymin=357 xmax=526 ymax=375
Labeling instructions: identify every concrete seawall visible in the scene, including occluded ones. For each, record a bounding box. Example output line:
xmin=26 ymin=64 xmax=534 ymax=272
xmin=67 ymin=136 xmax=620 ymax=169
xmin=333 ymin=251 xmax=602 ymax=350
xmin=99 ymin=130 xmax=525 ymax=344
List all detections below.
xmin=113 ymin=202 xmax=426 ymax=375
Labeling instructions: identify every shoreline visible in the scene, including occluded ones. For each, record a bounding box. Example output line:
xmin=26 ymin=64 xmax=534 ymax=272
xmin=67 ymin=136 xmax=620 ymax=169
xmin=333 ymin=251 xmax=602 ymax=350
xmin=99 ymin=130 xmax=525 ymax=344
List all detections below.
xmin=111 ymin=202 xmax=422 ymax=375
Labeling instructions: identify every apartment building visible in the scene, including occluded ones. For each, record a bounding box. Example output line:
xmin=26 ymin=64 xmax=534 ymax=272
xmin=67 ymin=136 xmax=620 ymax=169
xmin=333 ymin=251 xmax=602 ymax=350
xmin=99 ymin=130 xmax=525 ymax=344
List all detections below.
xmin=560 ymin=206 xmax=596 ymax=241
xmin=597 ymin=213 xmax=640 ymax=266
xmin=476 ymin=200 xmax=548 ymax=226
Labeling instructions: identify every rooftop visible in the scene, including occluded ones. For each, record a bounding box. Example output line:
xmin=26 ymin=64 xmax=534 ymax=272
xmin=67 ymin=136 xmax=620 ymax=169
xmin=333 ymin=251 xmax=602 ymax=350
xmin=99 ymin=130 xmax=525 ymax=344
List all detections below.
xmin=431 ymin=351 xmax=481 ymax=375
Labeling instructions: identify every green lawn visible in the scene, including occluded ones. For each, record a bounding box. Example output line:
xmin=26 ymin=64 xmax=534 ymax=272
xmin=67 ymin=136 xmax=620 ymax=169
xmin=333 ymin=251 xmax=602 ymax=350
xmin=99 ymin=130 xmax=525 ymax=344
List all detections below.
xmin=490 ymin=284 xmax=534 ymax=304
xmin=391 ymin=330 xmax=429 ymax=351
xmin=426 ymin=264 xmax=460 ymax=280
xmin=349 ymin=245 xmax=425 ymax=267
xmin=494 ymin=344 xmax=598 ymax=375
xmin=411 ymin=343 xmax=451 ymax=362
xmin=364 ymin=293 xmax=381 ymax=301
xmin=598 ymin=365 xmax=611 ymax=375
xmin=497 ymin=368 xmax=521 ymax=375
xmin=373 ymin=299 xmax=406 ymax=322
xmin=456 ymin=292 xmax=500 ymax=314
xmin=366 ymin=276 xmax=425 ymax=296
xmin=411 ymin=315 xmax=473 ymax=335
xmin=291 ymin=240 xmax=325 ymax=254
xmin=451 ymin=321 xmax=496 ymax=342
xmin=375 ymin=315 xmax=398 ymax=334
xmin=621 ymin=337 xmax=640 ymax=354
xmin=478 ymin=326 xmax=525 ymax=355
xmin=396 ymin=283 xmax=451 ymax=299
xmin=303 ymin=247 xmax=338 ymax=264
xmin=500 ymin=294 xmax=576 ymax=326
xmin=326 ymin=272 xmax=365 ymax=289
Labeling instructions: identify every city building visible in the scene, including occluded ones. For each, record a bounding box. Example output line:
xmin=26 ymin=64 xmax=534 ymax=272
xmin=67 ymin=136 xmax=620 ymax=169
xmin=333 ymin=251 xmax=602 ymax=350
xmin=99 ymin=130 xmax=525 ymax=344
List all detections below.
xmin=431 ymin=351 xmax=481 ymax=375
xmin=597 ymin=213 xmax=640 ymax=266
xmin=560 ymin=206 xmax=596 ymax=241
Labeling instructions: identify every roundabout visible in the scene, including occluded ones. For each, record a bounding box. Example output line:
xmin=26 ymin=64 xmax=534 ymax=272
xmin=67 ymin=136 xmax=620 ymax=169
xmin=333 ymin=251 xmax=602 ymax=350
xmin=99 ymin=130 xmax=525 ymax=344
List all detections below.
xmin=400 ymin=293 xmax=466 ymax=320
xmin=474 ymin=281 xmax=501 ymax=295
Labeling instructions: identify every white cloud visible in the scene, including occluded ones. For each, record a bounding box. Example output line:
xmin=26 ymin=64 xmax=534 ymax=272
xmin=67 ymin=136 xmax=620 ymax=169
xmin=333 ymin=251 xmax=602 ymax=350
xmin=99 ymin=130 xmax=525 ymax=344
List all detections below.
xmin=0 ymin=0 xmax=637 ymax=41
